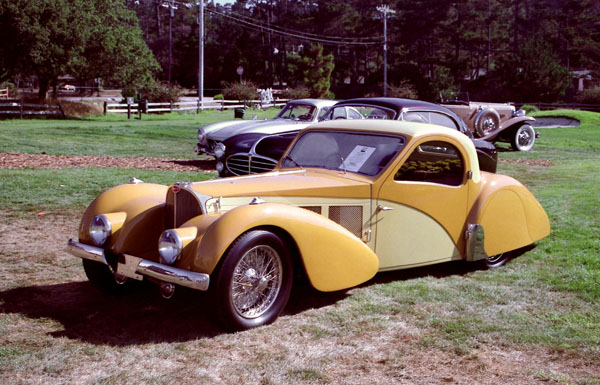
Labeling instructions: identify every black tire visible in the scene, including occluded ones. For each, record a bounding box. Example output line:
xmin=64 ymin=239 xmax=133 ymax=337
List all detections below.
xmin=211 ymin=230 xmax=293 ymax=331
xmin=481 ymin=253 xmax=510 ymax=269
xmin=511 ymin=124 xmax=536 ymax=151
xmin=82 ymin=259 xmax=134 ymax=295
xmin=475 ymin=108 xmax=501 ymax=137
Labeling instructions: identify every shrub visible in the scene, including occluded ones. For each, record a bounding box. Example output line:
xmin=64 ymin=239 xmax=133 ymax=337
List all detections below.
xmin=221 ymin=81 xmax=259 ymax=103
xmin=520 ymin=104 xmax=540 ymax=114
xmin=140 ymin=82 xmax=183 ymax=103
xmin=213 ymin=93 xmax=224 ymax=100
xmin=281 ymin=87 xmax=310 ymax=100
xmin=575 ymin=88 xmax=600 ymax=104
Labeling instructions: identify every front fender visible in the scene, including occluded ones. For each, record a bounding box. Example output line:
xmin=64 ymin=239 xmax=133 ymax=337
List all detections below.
xmin=469 ymin=174 xmax=550 ymax=256
xmin=78 ymin=183 xmax=168 ymax=259
xmin=191 ymin=203 xmax=379 ymax=292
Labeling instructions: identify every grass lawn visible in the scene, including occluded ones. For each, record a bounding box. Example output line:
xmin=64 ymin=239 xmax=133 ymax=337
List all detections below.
xmin=0 ymin=110 xmax=598 ymax=384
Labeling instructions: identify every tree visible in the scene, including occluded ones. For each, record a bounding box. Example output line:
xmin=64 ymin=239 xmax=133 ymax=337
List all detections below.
xmin=301 ymin=44 xmax=335 ymax=98
xmin=0 ymin=0 xmax=158 ymax=100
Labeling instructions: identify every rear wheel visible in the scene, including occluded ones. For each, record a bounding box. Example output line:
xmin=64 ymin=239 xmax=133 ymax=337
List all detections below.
xmin=211 ymin=230 xmax=293 ymax=331
xmin=511 ymin=124 xmax=536 ymax=151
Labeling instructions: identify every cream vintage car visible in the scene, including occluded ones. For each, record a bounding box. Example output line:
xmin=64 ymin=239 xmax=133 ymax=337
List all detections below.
xmin=68 ymin=120 xmax=550 ymax=331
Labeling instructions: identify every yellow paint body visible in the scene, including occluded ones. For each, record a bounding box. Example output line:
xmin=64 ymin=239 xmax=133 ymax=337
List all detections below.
xmin=76 ymin=120 xmax=550 ymax=292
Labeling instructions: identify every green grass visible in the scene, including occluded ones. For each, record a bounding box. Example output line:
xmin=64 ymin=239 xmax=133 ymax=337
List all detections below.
xmin=0 ymin=108 xmax=279 ymax=157
xmin=0 ymin=110 xmax=599 ymax=382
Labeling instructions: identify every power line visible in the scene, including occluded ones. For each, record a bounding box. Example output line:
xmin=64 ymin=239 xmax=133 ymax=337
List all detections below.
xmin=206 ymin=8 xmax=383 ymax=46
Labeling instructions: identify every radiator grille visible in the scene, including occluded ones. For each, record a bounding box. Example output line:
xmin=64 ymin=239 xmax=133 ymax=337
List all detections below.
xmin=165 ymin=186 xmax=203 ymax=228
xmin=329 ymin=206 xmax=363 ymax=238
xmin=226 ymin=154 xmax=278 ymax=176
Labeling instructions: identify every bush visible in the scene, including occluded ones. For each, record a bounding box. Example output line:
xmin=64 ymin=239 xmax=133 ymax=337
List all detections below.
xmin=520 ymin=104 xmax=540 ymax=114
xmin=575 ymin=88 xmax=600 ymax=104
xmin=281 ymin=87 xmax=310 ymax=100
xmin=140 ymin=82 xmax=183 ymax=103
xmin=221 ymin=81 xmax=259 ymax=103
xmin=213 ymin=93 xmax=223 ymax=100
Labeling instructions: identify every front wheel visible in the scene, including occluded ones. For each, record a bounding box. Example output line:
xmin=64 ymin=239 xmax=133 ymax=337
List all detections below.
xmin=82 ymin=259 xmax=134 ymax=295
xmin=511 ymin=124 xmax=536 ymax=151
xmin=211 ymin=230 xmax=293 ymax=331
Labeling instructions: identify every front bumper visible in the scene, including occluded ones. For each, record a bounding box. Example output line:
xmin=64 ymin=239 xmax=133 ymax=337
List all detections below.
xmin=67 ymin=239 xmax=209 ymax=291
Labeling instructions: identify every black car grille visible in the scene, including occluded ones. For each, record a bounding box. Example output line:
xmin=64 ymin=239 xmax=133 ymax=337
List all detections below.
xmin=226 ymin=154 xmax=278 ymax=176
xmin=165 ymin=186 xmax=203 ymax=228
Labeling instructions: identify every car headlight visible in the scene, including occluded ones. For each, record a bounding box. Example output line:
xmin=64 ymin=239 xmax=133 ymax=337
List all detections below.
xmin=514 ymin=109 xmax=526 ymax=117
xmin=90 ymin=214 xmax=111 ymax=246
xmin=214 ymin=142 xmax=226 ymax=159
xmin=158 ymin=230 xmax=183 ymax=265
xmin=197 ymin=129 xmax=206 ymax=143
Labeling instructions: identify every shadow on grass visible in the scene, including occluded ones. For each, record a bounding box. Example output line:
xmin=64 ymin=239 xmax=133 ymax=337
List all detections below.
xmin=0 ymin=246 xmax=533 ymax=346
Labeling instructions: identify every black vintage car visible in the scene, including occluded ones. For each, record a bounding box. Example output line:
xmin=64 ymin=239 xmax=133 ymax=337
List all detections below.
xmin=215 ymin=98 xmax=498 ymax=177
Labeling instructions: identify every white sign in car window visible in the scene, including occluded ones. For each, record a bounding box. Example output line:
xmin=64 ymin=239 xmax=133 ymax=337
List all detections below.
xmin=341 ymin=145 xmax=376 ymax=172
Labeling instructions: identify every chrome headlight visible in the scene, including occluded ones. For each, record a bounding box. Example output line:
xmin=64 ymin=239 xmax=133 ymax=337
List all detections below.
xmin=158 ymin=230 xmax=183 ymax=265
xmin=89 ymin=214 xmax=111 ymax=246
xmin=197 ymin=128 xmax=206 ymax=143
xmin=514 ymin=109 xmax=526 ymax=117
xmin=214 ymin=142 xmax=226 ymax=159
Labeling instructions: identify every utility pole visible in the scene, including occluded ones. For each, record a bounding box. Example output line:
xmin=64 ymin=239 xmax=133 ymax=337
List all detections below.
xmin=377 ymin=5 xmax=395 ymax=97
xmin=198 ymin=0 xmax=204 ymax=107
xmin=163 ymin=0 xmax=176 ymax=84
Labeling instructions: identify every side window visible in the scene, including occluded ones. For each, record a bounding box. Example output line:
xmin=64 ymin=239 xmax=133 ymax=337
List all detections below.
xmin=394 ymin=141 xmax=464 ymax=186
xmin=429 ymin=112 xmax=459 ymax=130
xmin=331 ymin=107 xmax=347 ymax=119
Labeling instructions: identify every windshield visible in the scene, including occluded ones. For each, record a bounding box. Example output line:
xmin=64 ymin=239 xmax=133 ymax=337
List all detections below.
xmin=282 ymin=130 xmax=405 ymax=176
xmin=277 ymin=103 xmax=317 ymax=121
xmin=325 ymin=105 xmax=396 ymax=120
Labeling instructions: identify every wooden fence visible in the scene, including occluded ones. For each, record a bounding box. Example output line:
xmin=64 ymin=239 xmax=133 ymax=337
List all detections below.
xmin=0 ymin=88 xmax=8 ymax=99
xmin=0 ymin=100 xmax=64 ymax=118
xmin=104 ymin=98 xmax=289 ymax=117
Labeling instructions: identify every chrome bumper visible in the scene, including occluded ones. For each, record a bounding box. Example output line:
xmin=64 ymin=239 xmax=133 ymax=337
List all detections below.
xmin=67 ymin=239 xmax=210 ymax=291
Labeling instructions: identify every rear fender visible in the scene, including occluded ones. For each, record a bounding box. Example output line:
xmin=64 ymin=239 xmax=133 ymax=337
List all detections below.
xmin=468 ymin=174 xmax=550 ymax=256
xmin=192 ymin=203 xmax=379 ymax=292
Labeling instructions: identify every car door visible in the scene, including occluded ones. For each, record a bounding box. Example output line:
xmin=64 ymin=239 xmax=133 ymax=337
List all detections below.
xmin=374 ymin=138 xmax=471 ymax=270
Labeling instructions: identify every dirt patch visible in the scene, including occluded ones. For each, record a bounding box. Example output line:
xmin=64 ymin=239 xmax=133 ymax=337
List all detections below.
xmin=0 ymin=152 xmax=216 ymax=172
xmin=499 ymin=158 xmax=553 ymax=167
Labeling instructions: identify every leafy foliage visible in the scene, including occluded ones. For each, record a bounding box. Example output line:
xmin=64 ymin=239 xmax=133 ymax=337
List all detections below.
xmin=221 ymin=81 xmax=259 ymax=102
xmin=301 ymin=44 xmax=335 ymax=99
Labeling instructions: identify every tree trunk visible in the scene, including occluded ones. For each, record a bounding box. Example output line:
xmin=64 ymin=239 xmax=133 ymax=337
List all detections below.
xmin=38 ymin=77 xmax=49 ymax=101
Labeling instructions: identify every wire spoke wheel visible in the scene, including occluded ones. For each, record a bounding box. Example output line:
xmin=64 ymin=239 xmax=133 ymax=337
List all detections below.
xmin=231 ymin=245 xmax=282 ymax=319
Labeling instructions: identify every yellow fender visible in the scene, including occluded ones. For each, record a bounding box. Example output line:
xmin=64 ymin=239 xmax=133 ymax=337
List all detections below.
xmin=469 ymin=174 xmax=550 ymax=256
xmin=191 ymin=203 xmax=379 ymax=292
xmin=78 ymin=183 xmax=168 ymax=258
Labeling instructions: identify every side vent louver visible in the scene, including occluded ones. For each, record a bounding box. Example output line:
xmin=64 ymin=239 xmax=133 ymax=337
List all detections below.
xmin=329 ymin=206 xmax=363 ymax=238
xmin=300 ymin=206 xmax=322 ymax=215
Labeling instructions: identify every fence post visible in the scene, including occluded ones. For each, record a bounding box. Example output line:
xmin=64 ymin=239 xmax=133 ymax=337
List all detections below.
xmin=103 ymin=101 xmax=107 ymax=115
xmin=127 ymin=103 xmax=131 ymax=120
xmin=170 ymin=101 xmax=173 ymax=113
xmin=20 ymin=101 xmax=23 ymax=119
xmin=197 ymin=99 xmax=200 ymax=114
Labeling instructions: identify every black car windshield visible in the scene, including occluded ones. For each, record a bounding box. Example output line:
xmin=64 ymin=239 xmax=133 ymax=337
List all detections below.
xmin=326 ymin=105 xmax=396 ymax=120
xmin=277 ymin=103 xmax=317 ymax=121
xmin=282 ymin=130 xmax=405 ymax=176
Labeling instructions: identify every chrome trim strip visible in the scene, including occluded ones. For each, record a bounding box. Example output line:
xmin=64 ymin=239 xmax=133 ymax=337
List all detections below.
xmin=67 ymin=240 xmax=210 ymax=291
xmin=67 ymin=239 xmax=108 ymax=265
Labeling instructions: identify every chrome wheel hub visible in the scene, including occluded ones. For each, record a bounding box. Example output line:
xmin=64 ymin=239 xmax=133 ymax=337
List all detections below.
xmin=481 ymin=117 xmax=497 ymax=134
xmin=518 ymin=130 xmax=532 ymax=146
xmin=231 ymin=245 xmax=282 ymax=319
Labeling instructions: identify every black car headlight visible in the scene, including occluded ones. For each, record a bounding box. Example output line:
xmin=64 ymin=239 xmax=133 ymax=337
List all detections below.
xmin=197 ymin=129 xmax=206 ymax=143
xmin=214 ymin=142 xmax=226 ymax=159
xmin=89 ymin=214 xmax=112 ymax=246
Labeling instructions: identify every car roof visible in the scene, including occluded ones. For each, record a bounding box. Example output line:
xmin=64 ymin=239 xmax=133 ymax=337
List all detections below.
xmin=288 ymin=99 xmax=337 ymax=108
xmin=333 ymin=97 xmax=451 ymax=113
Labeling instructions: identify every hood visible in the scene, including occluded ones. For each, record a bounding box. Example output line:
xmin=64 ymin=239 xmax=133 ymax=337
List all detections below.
xmin=209 ymin=118 xmax=311 ymax=141
xmin=188 ymin=169 xmax=371 ymax=199
xmin=201 ymin=119 xmax=249 ymax=136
